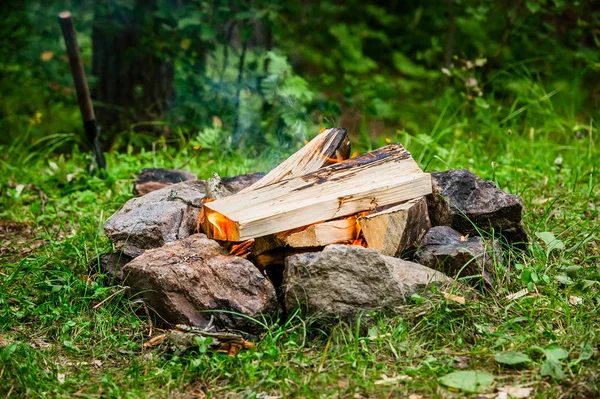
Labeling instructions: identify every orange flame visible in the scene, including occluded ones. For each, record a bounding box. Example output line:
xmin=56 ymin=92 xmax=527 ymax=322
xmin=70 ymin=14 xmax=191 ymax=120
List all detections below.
xmin=206 ymin=210 xmax=235 ymax=240
xmin=230 ymin=239 xmax=254 ymax=257
xmin=197 ymin=198 xmax=215 ymax=233
xmin=351 ymin=238 xmax=367 ymax=247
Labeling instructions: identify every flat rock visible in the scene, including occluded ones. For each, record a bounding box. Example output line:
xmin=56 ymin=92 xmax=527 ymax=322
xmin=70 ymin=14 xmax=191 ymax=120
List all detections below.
xmin=121 ymin=234 xmax=279 ymax=333
xmin=283 ymin=245 xmax=450 ymax=319
xmin=133 ymin=168 xmax=197 ymax=196
xmin=105 ymin=172 xmax=265 ymax=257
xmin=427 ymin=169 xmax=528 ymax=244
xmin=414 ymin=226 xmax=502 ymax=286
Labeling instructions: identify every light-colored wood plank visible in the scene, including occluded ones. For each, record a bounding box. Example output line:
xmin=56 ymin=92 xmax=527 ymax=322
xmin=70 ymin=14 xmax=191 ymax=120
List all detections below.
xmin=239 ymin=128 xmax=350 ymax=193
xmin=203 ymin=144 xmax=432 ymax=241
xmin=358 ymin=197 xmax=430 ymax=257
xmin=286 ymin=218 xmax=358 ymax=247
xmin=254 ymin=218 xmax=358 ymax=255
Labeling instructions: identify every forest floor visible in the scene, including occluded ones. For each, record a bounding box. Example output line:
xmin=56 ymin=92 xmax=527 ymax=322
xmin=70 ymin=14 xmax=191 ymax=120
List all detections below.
xmin=1 ymin=117 xmax=599 ymax=398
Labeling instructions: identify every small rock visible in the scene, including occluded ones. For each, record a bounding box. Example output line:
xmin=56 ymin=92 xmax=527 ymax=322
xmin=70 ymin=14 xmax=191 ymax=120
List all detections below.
xmin=414 ymin=226 xmax=502 ymax=286
xmin=89 ymin=252 xmax=133 ymax=280
xmin=121 ymin=234 xmax=279 ymax=333
xmin=427 ymin=169 xmax=528 ymax=244
xmin=283 ymin=245 xmax=450 ymax=319
xmin=104 ymin=172 xmax=264 ymax=258
xmin=220 ymin=172 xmax=265 ymax=194
xmin=133 ymin=168 xmax=197 ymax=196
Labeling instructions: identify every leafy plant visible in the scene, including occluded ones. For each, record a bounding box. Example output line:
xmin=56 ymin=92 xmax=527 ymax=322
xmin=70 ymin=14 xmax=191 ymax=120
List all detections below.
xmin=531 ymin=344 xmax=570 ymax=380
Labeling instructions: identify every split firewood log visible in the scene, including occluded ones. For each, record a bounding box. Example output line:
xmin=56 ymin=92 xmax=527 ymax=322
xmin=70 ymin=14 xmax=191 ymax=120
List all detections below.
xmin=254 ymin=218 xmax=358 ymax=255
xmin=202 ymin=144 xmax=432 ymax=241
xmin=239 ymin=127 xmax=350 ymax=193
xmin=357 ymin=197 xmax=430 ymax=257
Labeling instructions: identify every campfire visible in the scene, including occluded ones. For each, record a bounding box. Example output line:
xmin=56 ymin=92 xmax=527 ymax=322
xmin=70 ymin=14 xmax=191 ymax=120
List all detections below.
xmin=197 ymin=128 xmax=433 ymax=267
xmin=104 ymin=124 xmax=526 ymax=339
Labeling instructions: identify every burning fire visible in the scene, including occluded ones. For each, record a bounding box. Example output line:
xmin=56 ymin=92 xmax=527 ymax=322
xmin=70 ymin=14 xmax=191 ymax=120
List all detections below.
xmin=350 ymin=238 xmax=367 ymax=247
xmin=198 ymin=198 xmax=237 ymax=241
xmin=350 ymin=213 xmax=368 ymax=247
xmin=315 ymin=149 xmax=346 ymax=165
xmin=229 ymin=239 xmax=254 ymax=257
xmin=196 ymin=198 xmax=215 ymax=233
xmin=206 ymin=210 xmax=235 ymax=241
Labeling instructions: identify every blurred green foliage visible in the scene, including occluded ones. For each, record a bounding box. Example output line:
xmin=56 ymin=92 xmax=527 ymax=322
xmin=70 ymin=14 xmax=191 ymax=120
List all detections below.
xmin=0 ymin=0 xmax=598 ymax=156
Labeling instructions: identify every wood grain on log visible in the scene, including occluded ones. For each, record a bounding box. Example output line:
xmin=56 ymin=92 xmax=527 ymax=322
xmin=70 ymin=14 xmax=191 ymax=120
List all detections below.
xmin=203 ymin=144 xmax=432 ymax=241
xmin=358 ymin=197 xmax=430 ymax=257
xmin=239 ymin=128 xmax=350 ymax=193
xmin=254 ymin=218 xmax=358 ymax=255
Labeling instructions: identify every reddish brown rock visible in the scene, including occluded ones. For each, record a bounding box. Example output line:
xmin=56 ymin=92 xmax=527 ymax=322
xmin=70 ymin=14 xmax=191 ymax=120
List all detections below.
xmin=121 ymin=234 xmax=279 ymax=333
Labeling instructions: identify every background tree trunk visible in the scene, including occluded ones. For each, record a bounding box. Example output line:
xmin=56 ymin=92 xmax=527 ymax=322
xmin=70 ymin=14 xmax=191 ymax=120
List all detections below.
xmin=91 ymin=0 xmax=174 ymax=138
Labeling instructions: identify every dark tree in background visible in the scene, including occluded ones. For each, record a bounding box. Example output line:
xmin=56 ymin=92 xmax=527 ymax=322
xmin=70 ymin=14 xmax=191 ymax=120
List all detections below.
xmin=91 ymin=0 xmax=175 ymax=134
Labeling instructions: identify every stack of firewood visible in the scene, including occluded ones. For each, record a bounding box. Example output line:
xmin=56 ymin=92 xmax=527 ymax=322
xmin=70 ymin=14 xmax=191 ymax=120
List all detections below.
xmin=197 ymin=128 xmax=433 ymax=268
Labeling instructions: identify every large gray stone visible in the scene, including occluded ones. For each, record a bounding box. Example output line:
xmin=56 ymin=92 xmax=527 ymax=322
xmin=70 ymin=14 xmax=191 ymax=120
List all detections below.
xmin=283 ymin=245 xmax=450 ymax=319
xmin=414 ymin=226 xmax=502 ymax=286
xmin=121 ymin=234 xmax=279 ymax=334
xmin=104 ymin=180 xmax=207 ymax=257
xmin=105 ymin=172 xmax=265 ymax=257
xmin=427 ymin=169 xmax=528 ymax=244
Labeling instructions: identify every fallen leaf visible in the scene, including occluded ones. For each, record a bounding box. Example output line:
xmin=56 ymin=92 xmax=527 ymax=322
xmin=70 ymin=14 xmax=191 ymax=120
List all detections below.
xmin=41 ymin=51 xmax=54 ymax=61
xmin=228 ymin=343 xmax=241 ymax=357
xmin=505 ymin=289 xmax=528 ymax=301
xmin=568 ymin=296 xmax=582 ymax=306
xmin=408 ymin=395 xmax=423 ymax=399
xmin=374 ymin=374 xmax=411 ymax=385
xmin=460 ymin=234 xmax=469 ymax=241
xmin=497 ymin=386 xmax=533 ymax=398
xmin=0 ymin=335 xmax=10 ymax=347
xmin=494 ymin=351 xmax=532 ymax=366
xmin=31 ymin=337 xmax=50 ymax=348
xmin=438 ymin=370 xmax=495 ymax=393
xmin=443 ymin=292 xmax=466 ymax=304
xmin=532 ymin=198 xmax=552 ymax=205
xmin=57 ymin=373 xmax=66 ymax=384
xmin=242 ymin=340 xmax=255 ymax=349
xmin=143 ymin=334 xmax=167 ymax=348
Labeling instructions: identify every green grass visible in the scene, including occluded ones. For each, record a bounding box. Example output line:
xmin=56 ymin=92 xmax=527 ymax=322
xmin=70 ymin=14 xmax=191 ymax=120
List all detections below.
xmin=1 ymin=75 xmax=599 ymax=398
